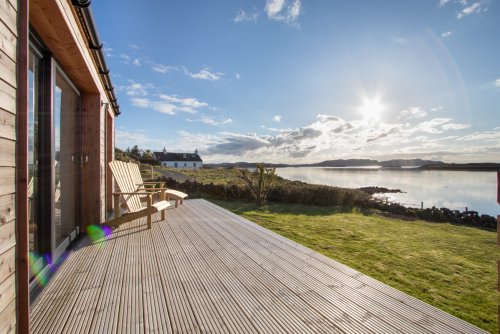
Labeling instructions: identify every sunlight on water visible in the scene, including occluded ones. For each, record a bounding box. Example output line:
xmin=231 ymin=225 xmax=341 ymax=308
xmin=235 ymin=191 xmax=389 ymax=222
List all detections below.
xmin=276 ymin=167 xmax=499 ymax=216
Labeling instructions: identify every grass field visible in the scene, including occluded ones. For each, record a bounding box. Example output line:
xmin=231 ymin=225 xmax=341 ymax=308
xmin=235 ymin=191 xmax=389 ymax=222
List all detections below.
xmin=158 ymin=166 xmax=244 ymax=185
xmin=213 ymin=200 xmax=500 ymax=333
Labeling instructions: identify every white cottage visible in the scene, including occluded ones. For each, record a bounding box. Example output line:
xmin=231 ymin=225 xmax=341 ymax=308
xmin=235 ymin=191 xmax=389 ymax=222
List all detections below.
xmin=155 ymin=148 xmax=203 ymax=169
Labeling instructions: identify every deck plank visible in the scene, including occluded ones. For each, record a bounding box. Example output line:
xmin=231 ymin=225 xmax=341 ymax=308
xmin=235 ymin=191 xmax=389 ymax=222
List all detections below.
xmin=30 ymin=199 xmax=488 ymax=334
xmin=199 ymin=200 xmax=484 ymax=334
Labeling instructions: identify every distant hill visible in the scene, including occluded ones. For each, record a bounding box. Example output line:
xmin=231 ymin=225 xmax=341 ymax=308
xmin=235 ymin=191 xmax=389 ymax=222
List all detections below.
xmin=205 ymin=159 xmax=445 ymax=169
xmin=419 ymin=163 xmax=500 ymax=171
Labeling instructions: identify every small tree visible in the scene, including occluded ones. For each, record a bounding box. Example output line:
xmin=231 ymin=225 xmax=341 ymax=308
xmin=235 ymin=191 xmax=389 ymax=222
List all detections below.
xmin=129 ymin=145 xmax=141 ymax=159
xmin=237 ymin=163 xmax=276 ymax=206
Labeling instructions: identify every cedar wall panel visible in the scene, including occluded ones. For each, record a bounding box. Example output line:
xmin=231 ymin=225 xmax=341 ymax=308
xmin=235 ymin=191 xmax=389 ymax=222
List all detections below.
xmin=0 ymin=0 xmax=16 ymax=330
xmin=82 ymin=94 xmax=103 ymax=228
xmin=100 ymin=104 xmax=105 ymax=220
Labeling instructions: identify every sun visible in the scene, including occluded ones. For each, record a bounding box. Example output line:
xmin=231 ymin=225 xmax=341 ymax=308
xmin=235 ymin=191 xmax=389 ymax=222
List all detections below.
xmin=359 ymin=98 xmax=385 ymax=121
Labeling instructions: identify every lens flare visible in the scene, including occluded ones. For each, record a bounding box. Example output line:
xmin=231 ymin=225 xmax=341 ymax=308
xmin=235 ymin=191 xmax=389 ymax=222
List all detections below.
xmin=29 ymin=251 xmax=69 ymax=287
xmin=86 ymin=224 xmax=112 ymax=244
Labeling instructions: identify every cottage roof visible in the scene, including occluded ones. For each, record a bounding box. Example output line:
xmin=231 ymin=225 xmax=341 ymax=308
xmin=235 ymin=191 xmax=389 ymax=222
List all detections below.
xmin=154 ymin=152 xmax=203 ymax=162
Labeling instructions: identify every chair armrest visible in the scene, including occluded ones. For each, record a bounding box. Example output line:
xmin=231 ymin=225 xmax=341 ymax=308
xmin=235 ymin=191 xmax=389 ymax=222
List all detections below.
xmin=113 ymin=191 xmax=159 ymax=196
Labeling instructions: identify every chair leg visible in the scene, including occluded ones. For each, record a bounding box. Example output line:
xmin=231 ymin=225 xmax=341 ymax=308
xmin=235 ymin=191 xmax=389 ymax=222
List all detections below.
xmin=161 ymin=208 xmax=166 ymax=221
xmin=175 ymin=199 xmax=179 ymax=208
xmin=146 ymin=194 xmax=152 ymax=229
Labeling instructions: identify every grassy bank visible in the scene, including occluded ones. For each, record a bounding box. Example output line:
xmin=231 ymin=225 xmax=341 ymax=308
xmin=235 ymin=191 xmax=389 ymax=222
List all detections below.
xmin=213 ymin=200 xmax=500 ymax=333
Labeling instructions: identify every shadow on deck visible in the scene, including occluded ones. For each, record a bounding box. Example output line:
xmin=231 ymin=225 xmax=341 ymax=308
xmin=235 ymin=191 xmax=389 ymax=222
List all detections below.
xmin=30 ymin=199 xmax=486 ymax=333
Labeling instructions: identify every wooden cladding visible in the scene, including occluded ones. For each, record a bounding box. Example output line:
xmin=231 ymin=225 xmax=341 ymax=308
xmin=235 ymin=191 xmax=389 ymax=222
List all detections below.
xmin=0 ymin=0 xmax=17 ymax=330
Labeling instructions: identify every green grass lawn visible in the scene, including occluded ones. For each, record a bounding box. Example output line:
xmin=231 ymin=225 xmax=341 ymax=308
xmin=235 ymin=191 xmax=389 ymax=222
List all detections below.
xmin=157 ymin=166 xmax=244 ymax=185
xmin=213 ymin=200 xmax=500 ymax=333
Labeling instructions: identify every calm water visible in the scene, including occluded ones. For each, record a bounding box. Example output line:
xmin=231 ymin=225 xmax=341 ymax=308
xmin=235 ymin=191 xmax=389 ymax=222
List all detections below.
xmin=275 ymin=167 xmax=499 ymax=216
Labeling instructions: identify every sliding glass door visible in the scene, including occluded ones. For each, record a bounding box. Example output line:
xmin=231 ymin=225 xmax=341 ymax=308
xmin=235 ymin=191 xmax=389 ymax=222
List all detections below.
xmin=54 ymin=68 xmax=81 ymax=252
xmin=28 ymin=46 xmax=42 ymax=259
xmin=28 ymin=39 xmax=83 ymax=284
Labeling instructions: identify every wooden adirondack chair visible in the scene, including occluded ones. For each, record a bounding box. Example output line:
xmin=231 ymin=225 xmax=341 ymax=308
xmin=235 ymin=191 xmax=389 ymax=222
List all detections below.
xmin=128 ymin=162 xmax=188 ymax=208
xmin=106 ymin=161 xmax=171 ymax=229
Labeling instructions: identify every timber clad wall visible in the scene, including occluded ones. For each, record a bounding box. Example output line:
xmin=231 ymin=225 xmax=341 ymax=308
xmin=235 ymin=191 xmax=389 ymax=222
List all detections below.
xmin=0 ymin=0 xmax=17 ymax=332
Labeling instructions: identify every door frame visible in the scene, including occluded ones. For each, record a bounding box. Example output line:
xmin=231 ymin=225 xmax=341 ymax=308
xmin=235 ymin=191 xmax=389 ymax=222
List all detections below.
xmin=28 ymin=32 xmax=83 ymax=294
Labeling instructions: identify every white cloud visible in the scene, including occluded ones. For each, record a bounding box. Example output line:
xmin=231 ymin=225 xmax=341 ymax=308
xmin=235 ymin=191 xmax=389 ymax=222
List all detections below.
xmin=131 ymin=97 xmax=151 ymax=108
xmin=441 ymin=31 xmax=452 ymax=37
xmin=398 ymin=107 xmax=428 ymax=120
xmin=159 ymin=94 xmax=208 ymax=109
xmin=441 ymin=123 xmax=470 ymax=130
xmin=430 ymin=106 xmax=444 ymax=112
xmin=123 ymin=81 xmax=150 ymax=97
xmin=234 ymin=9 xmax=259 ymax=23
xmin=457 ymin=130 xmax=500 ymax=141
xmin=235 ymin=73 xmax=241 ymax=80
xmin=413 ymin=118 xmax=452 ymax=134
xmin=152 ymin=64 xmax=177 ymax=74
xmin=118 ymin=109 xmax=499 ymax=163
xmin=115 ymin=129 xmax=171 ymax=150
xmin=131 ymin=93 xmax=209 ymax=116
xmin=119 ymin=54 xmax=131 ymax=64
xmin=154 ymin=104 xmax=177 ymax=115
xmin=187 ymin=116 xmax=233 ymax=126
xmin=495 ymin=78 xmax=500 ymax=89
xmin=273 ymin=115 xmax=282 ymax=122
xmin=265 ymin=0 xmax=301 ymax=25
xmin=132 ymin=59 xmax=142 ymax=66
xmin=457 ymin=2 xmax=485 ymax=18
xmin=130 ymin=44 xmax=140 ymax=50
xmin=185 ymin=67 xmax=224 ymax=81
xmin=439 ymin=0 xmax=451 ymax=5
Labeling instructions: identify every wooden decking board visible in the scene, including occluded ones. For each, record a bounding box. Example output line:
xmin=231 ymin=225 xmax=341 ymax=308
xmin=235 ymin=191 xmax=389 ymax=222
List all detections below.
xmin=63 ymin=234 xmax=117 ymax=333
xmin=181 ymin=203 xmax=398 ymax=334
xmin=150 ymin=218 xmax=202 ymax=334
xmin=182 ymin=204 xmax=402 ymax=334
xmin=174 ymin=205 xmax=346 ymax=334
xmin=198 ymin=200 xmax=479 ymax=334
xmin=205 ymin=202 xmax=466 ymax=334
xmin=165 ymin=214 xmax=260 ymax=334
xmin=119 ymin=220 xmax=145 ymax=334
xmin=29 ymin=199 xmax=487 ymax=334
xmin=171 ymin=211 xmax=304 ymax=332
xmin=140 ymin=225 xmax=173 ymax=333
xmin=160 ymin=218 xmax=234 ymax=334
xmin=88 ymin=225 xmax=129 ymax=334
xmin=207 ymin=200 xmax=486 ymax=334
xmin=30 ymin=237 xmax=97 ymax=333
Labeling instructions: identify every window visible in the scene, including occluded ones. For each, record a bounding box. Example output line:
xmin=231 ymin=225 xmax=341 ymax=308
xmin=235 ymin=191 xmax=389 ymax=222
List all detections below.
xmin=27 ymin=33 xmax=83 ymax=285
xmin=28 ymin=45 xmax=43 ymax=256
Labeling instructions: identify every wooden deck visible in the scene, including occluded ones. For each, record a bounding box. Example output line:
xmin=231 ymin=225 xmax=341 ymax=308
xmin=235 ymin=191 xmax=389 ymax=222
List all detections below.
xmin=30 ymin=199 xmax=486 ymax=334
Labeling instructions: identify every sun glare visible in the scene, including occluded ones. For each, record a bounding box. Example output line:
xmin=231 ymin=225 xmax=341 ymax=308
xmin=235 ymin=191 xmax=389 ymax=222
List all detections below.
xmin=359 ymin=98 xmax=385 ymax=121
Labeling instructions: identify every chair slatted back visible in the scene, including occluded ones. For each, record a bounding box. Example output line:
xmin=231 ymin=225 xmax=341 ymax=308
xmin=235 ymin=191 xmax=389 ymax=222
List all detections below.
xmin=109 ymin=161 xmax=143 ymax=213
xmin=128 ymin=163 xmax=144 ymax=190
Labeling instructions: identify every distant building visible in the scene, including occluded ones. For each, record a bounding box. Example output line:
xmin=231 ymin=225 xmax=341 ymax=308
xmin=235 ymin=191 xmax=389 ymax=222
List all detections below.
xmin=154 ymin=148 xmax=203 ymax=169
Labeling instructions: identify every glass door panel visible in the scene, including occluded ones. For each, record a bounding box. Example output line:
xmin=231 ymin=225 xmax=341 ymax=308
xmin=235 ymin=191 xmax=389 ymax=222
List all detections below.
xmin=28 ymin=48 xmax=42 ymax=257
xmin=54 ymin=70 xmax=81 ymax=247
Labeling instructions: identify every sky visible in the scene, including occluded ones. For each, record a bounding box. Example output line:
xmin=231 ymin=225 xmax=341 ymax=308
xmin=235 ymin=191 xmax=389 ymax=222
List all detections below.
xmin=92 ymin=0 xmax=500 ymax=163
